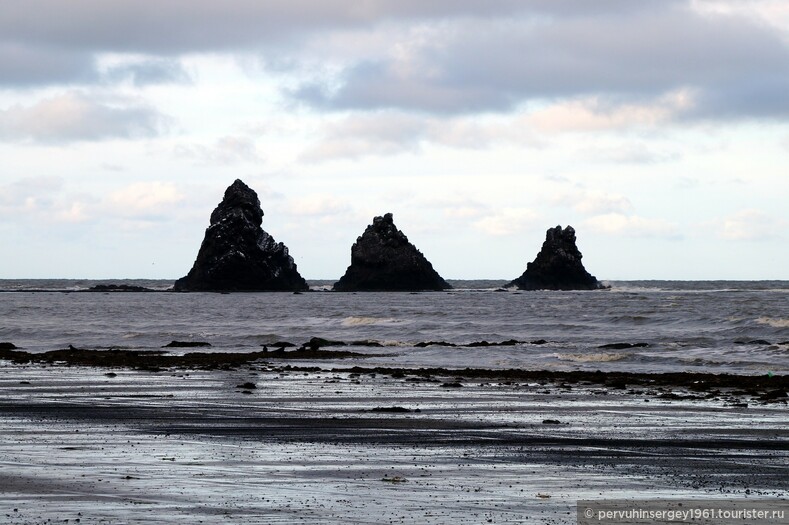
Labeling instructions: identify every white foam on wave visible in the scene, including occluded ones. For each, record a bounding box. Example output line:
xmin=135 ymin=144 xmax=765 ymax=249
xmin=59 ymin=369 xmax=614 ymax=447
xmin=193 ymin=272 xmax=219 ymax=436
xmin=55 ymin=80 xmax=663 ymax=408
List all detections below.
xmin=341 ymin=316 xmax=399 ymax=327
xmin=755 ymin=317 xmax=789 ymax=328
xmin=555 ymin=352 xmax=629 ymax=363
xmin=382 ymin=340 xmax=410 ymax=347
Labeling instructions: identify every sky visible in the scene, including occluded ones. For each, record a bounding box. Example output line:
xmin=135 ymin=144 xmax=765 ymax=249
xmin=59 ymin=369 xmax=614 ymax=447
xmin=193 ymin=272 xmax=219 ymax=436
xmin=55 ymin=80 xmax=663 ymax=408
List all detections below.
xmin=1 ymin=0 xmax=788 ymax=280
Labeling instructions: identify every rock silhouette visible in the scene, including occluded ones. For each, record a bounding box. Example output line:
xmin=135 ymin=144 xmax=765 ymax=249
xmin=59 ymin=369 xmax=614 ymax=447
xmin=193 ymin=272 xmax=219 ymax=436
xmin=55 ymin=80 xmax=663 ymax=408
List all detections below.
xmin=333 ymin=213 xmax=451 ymax=291
xmin=174 ymin=179 xmax=308 ymax=292
xmin=508 ymin=225 xmax=605 ymax=290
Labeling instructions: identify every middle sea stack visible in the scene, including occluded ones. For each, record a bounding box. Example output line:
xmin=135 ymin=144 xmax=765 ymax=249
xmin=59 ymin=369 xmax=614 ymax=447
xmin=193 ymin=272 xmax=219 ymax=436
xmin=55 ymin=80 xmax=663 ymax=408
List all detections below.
xmin=333 ymin=213 xmax=451 ymax=292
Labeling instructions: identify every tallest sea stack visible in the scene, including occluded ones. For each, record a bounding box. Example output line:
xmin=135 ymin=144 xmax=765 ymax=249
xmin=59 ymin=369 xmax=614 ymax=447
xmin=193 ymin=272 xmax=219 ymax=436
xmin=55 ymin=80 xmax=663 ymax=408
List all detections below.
xmin=174 ymin=179 xmax=308 ymax=291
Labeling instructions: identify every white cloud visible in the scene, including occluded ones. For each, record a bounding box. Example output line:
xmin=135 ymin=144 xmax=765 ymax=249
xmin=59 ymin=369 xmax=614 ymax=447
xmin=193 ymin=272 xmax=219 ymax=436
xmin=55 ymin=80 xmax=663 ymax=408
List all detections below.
xmin=582 ymin=213 xmax=681 ymax=239
xmin=0 ymin=177 xmax=99 ymax=225
xmin=301 ymin=111 xmax=544 ymax=161
xmin=473 ymin=208 xmax=540 ymax=236
xmin=288 ymin=194 xmax=351 ymax=217
xmin=588 ymin=143 xmax=682 ymax=165
xmin=413 ymin=194 xmax=491 ymax=221
xmin=175 ymin=136 xmax=261 ymax=165
xmin=691 ymin=0 xmax=789 ymax=35
xmin=57 ymin=201 xmax=91 ymax=223
xmin=106 ymin=182 xmax=184 ymax=218
xmin=443 ymin=206 xmax=487 ymax=219
xmin=551 ymin=190 xmax=634 ymax=215
xmin=428 ymin=116 xmax=541 ymax=149
xmin=717 ymin=209 xmax=784 ymax=241
xmin=301 ymin=113 xmax=425 ymax=161
xmin=0 ymin=92 xmax=167 ymax=143
xmin=0 ymin=176 xmax=63 ymax=215
xmin=1 ymin=178 xmax=191 ymax=232
xmin=300 ymin=95 xmax=694 ymax=160
xmin=527 ymin=93 xmax=692 ymax=133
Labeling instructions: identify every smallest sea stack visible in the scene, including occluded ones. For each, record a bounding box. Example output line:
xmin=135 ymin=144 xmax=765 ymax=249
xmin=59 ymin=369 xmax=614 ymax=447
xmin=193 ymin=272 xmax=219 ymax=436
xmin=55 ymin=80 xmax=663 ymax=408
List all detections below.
xmin=508 ymin=225 xmax=606 ymax=290
xmin=333 ymin=213 xmax=451 ymax=291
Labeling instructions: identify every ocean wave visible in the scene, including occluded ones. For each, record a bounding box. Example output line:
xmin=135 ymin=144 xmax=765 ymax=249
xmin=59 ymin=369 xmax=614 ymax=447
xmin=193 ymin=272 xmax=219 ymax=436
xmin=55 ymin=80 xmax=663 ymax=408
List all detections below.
xmin=676 ymin=355 xmax=788 ymax=372
xmin=755 ymin=317 xmax=789 ymax=328
xmin=341 ymin=316 xmax=400 ymax=327
xmin=555 ymin=352 xmax=629 ymax=363
xmin=608 ymin=315 xmax=652 ymax=324
xmin=608 ymin=286 xmax=672 ymax=294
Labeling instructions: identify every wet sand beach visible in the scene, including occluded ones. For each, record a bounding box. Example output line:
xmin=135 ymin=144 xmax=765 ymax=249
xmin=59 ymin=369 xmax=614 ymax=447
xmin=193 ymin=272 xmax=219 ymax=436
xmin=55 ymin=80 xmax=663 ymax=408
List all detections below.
xmin=0 ymin=360 xmax=786 ymax=524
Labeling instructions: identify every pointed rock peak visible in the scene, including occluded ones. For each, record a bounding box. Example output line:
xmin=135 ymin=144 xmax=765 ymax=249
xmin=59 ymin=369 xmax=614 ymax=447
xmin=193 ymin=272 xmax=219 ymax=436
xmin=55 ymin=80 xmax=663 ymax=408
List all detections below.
xmin=333 ymin=213 xmax=451 ymax=292
xmin=367 ymin=213 xmax=408 ymax=242
xmin=174 ymin=180 xmax=308 ymax=292
xmin=229 ymin=178 xmax=250 ymax=190
xmin=376 ymin=212 xmax=394 ymax=225
xmin=210 ymin=179 xmax=262 ymax=227
xmin=547 ymin=225 xmax=575 ymax=243
xmin=224 ymin=179 xmax=258 ymax=206
xmin=507 ymin=225 xmax=606 ymax=291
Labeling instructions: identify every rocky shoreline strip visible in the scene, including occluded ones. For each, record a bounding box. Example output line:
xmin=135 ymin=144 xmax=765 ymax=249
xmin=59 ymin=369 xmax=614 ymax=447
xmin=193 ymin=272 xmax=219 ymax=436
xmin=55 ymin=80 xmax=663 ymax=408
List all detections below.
xmin=327 ymin=365 xmax=788 ymax=401
xmin=1 ymin=342 xmax=786 ymax=399
xmin=0 ymin=343 xmax=367 ymax=370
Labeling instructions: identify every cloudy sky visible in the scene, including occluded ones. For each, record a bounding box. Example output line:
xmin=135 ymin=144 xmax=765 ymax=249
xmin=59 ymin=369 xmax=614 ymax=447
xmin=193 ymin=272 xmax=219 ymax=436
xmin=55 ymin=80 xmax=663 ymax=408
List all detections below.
xmin=1 ymin=0 xmax=788 ymax=280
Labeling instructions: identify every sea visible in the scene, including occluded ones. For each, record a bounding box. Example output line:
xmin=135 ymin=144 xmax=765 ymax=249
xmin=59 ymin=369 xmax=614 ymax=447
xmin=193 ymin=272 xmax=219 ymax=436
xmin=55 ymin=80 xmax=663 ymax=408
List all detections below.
xmin=1 ymin=279 xmax=788 ymax=375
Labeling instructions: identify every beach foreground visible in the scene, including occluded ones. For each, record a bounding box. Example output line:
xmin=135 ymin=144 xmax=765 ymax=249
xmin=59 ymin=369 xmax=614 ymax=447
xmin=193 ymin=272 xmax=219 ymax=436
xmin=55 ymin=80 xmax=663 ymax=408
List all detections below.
xmin=1 ymin=362 xmax=786 ymax=524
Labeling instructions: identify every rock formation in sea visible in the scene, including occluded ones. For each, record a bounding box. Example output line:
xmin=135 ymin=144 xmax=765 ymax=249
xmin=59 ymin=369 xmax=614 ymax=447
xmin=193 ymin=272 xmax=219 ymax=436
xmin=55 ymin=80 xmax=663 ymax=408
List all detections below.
xmin=174 ymin=179 xmax=308 ymax=292
xmin=333 ymin=213 xmax=451 ymax=291
xmin=85 ymin=284 xmax=152 ymax=292
xmin=507 ymin=225 xmax=606 ymax=290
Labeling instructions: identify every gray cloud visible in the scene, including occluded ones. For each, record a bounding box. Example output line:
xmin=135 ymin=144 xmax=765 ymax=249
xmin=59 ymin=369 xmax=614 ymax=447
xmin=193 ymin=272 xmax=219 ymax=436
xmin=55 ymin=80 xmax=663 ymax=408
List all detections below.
xmin=0 ymin=1 xmax=649 ymax=52
xmin=1 ymin=0 xmax=787 ymax=124
xmin=103 ymin=59 xmax=192 ymax=87
xmin=0 ymin=1 xmax=667 ymax=87
xmin=0 ymin=1 xmax=513 ymax=58
xmin=0 ymin=43 xmax=96 ymax=86
xmin=0 ymin=92 xmax=169 ymax=143
xmin=0 ymin=44 xmax=191 ymax=87
xmin=680 ymin=77 xmax=789 ymax=121
xmin=292 ymin=5 xmax=789 ymax=119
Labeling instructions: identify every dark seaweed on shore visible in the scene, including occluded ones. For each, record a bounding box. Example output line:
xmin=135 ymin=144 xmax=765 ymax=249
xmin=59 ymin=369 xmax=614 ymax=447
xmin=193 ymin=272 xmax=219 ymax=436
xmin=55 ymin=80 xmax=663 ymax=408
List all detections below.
xmin=0 ymin=346 xmax=367 ymax=370
xmin=331 ymin=365 xmax=789 ymax=393
xmin=1 ymin=344 xmax=787 ymax=396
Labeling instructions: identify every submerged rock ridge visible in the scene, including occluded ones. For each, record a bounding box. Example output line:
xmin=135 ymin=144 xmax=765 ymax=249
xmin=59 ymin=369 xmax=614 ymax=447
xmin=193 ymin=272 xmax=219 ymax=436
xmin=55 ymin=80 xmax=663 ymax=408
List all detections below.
xmin=174 ymin=179 xmax=308 ymax=292
xmin=507 ymin=225 xmax=606 ymax=291
xmin=333 ymin=213 xmax=451 ymax=291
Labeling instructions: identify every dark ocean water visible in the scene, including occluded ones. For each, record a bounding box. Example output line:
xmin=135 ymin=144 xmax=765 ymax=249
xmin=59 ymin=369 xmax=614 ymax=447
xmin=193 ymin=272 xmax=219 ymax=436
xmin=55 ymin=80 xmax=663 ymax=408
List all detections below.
xmin=1 ymin=279 xmax=788 ymax=374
